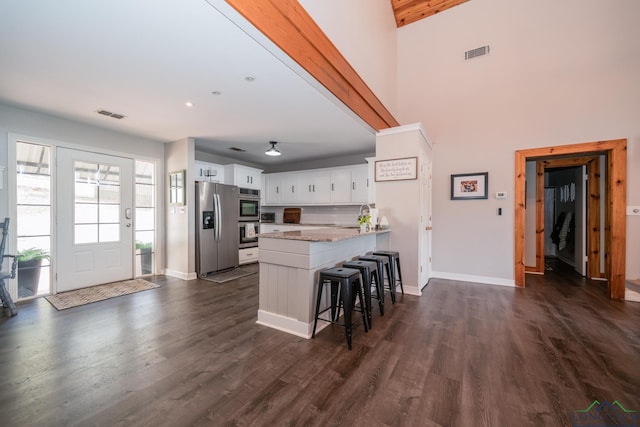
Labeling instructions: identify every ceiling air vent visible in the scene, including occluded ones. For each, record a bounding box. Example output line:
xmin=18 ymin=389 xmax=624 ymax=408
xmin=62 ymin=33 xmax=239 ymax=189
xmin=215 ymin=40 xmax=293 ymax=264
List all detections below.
xmin=228 ymin=147 xmax=246 ymax=152
xmin=465 ymin=45 xmax=490 ymax=61
xmin=97 ymin=109 xmax=126 ymax=119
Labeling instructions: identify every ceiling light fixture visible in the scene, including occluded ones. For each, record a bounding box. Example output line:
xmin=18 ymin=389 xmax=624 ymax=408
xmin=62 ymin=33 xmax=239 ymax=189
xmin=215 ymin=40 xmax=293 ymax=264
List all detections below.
xmin=185 ymin=102 xmax=194 ymax=108
xmin=245 ymin=76 xmax=256 ymax=82
xmin=265 ymin=141 xmax=281 ymax=157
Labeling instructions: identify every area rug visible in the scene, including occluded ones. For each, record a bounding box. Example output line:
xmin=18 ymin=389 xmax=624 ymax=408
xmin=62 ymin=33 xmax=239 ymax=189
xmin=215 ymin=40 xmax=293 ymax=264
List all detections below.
xmin=45 ymin=278 xmax=160 ymax=310
xmin=202 ymin=266 xmax=257 ymax=283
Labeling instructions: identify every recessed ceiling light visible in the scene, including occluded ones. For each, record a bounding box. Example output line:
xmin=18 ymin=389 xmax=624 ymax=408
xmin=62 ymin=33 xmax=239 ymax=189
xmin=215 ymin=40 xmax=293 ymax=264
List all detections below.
xmin=245 ymin=76 xmax=256 ymax=82
xmin=185 ymin=102 xmax=194 ymax=108
xmin=211 ymin=91 xmax=222 ymax=96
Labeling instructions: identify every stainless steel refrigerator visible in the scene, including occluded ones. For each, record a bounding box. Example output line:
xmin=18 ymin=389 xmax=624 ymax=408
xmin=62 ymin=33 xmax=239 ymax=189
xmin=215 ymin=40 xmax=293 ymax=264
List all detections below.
xmin=195 ymin=181 xmax=239 ymax=277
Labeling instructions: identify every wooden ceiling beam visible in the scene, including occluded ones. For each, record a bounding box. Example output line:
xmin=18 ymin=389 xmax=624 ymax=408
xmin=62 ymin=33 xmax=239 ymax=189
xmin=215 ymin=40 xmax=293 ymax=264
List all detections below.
xmin=224 ymin=0 xmax=399 ymax=131
xmin=392 ymin=0 xmax=471 ymax=27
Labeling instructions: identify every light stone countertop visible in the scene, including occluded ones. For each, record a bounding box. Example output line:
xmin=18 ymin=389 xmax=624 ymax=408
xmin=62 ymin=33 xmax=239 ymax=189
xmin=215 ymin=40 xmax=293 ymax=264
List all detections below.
xmin=258 ymin=227 xmax=389 ymax=242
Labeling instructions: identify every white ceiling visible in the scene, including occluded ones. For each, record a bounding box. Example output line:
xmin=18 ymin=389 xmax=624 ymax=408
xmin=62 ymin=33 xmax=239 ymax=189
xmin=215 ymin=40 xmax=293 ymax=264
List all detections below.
xmin=0 ymin=0 xmax=376 ymax=168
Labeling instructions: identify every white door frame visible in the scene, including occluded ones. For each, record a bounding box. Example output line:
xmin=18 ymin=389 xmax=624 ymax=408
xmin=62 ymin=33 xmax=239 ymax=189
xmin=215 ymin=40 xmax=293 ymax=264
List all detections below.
xmin=7 ymin=133 xmax=162 ymax=300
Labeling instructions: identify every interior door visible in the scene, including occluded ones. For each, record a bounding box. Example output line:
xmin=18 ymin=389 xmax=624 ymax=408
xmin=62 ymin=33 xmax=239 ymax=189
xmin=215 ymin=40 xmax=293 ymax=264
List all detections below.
xmin=419 ymin=146 xmax=433 ymax=288
xmin=56 ymin=148 xmax=134 ymax=292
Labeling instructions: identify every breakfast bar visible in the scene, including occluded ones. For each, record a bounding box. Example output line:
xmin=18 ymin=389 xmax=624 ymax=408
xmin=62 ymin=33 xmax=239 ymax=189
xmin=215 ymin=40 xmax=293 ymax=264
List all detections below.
xmin=257 ymin=227 xmax=390 ymax=338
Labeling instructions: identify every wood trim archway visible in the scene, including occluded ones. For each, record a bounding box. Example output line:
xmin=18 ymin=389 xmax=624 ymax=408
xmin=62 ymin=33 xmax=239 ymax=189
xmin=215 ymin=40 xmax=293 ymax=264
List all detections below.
xmin=526 ymin=156 xmax=605 ymax=279
xmin=515 ymin=139 xmax=627 ymax=299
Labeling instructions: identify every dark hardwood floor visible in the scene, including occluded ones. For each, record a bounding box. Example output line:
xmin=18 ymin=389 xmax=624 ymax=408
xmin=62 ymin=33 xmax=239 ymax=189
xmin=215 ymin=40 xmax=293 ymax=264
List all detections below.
xmin=1 ymin=263 xmax=639 ymax=426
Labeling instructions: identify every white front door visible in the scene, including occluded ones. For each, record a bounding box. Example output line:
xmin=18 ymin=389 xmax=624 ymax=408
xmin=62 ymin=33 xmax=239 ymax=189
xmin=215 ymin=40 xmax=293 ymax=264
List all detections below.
xmin=56 ymin=148 xmax=134 ymax=292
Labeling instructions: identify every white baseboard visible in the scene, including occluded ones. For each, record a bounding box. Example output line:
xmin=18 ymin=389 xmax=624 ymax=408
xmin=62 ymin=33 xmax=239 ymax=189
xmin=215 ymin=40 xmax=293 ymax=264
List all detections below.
xmin=257 ymin=310 xmax=327 ymax=339
xmin=430 ymin=271 xmax=515 ymax=287
xmin=402 ymin=285 xmax=422 ymax=296
xmin=165 ymin=269 xmax=197 ymax=281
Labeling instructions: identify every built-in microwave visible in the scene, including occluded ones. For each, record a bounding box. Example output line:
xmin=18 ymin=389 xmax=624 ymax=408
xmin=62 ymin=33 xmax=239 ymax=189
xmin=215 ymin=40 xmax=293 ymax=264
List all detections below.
xmin=238 ymin=188 xmax=260 ymax=221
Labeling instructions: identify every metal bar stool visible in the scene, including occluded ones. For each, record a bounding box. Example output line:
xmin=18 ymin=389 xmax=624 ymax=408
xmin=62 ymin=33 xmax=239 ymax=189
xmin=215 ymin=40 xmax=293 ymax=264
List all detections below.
xmin=312 ymin=267 xmax=368 ymax=350
xmin=359 ymin=254 xmax=396 ymax=304
xmin=342 ymin=259 xmax=382 ymax=327
xmin=373 ymin=250 xmax=404 ymax=295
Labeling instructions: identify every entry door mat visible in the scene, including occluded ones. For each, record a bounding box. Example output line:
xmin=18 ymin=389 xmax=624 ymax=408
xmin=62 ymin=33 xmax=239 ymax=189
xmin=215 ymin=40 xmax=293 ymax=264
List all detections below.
xmin=45 ymin=278 xmax=160 ymax=310
xmin=202 ymin=265 xmax=258 ymax=283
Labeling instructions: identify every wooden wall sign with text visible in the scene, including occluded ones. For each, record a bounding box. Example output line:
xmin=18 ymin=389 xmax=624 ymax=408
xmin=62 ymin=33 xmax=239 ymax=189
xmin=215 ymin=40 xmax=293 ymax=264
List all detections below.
xmin=375 ymin=157 xmax=418 ymax=182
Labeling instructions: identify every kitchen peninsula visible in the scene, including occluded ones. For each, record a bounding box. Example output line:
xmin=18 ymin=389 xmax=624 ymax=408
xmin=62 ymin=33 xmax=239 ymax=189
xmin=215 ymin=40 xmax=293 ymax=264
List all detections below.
xmin=257 ymin=227 xmax=390 ymax=338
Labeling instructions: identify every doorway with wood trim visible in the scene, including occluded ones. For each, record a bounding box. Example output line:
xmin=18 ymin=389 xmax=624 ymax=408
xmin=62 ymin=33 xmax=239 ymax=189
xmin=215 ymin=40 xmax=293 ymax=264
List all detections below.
xmin=514 ymin=139 xmax=627 ymax=299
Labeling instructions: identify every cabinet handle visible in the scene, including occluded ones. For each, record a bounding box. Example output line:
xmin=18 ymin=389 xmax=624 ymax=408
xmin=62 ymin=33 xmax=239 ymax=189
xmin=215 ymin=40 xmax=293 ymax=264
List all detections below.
xmin=352 ymin=182 xmax=355 ymax=190
xmin=276 ymin=186 xmax=279 ymax=194
xmin=246 ymin=252 xmax=253 ymax=256
xmin=331 ymin=183 xmax=334 ymax=191
xmin=313 ymin=185 xmax=315 ymax=192
xmin=250 ymin=176 xmax=253 ymax=184
xmin=309 ymin=185 xmax=311 ymax=192
xmin=292 ymin=185 xmax=295 ymax=193
xmin=367 ymin=178 xmax=369 ymax=187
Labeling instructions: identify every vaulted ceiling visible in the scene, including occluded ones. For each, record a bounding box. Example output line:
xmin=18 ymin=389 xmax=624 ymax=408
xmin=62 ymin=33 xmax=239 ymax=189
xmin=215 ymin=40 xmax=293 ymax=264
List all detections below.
xmin=391 ymin=0 xmax=471 ymax=27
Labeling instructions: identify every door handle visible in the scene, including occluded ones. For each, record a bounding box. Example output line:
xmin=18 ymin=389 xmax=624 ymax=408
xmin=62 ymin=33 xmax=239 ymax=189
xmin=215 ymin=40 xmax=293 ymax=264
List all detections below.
xmin=125 ymin=208 xmax=132 ymax=220
xmin=126 ymin=223 xmax=132 ymax=228
xmin=425 ymin=225 xmax=432 ymax=231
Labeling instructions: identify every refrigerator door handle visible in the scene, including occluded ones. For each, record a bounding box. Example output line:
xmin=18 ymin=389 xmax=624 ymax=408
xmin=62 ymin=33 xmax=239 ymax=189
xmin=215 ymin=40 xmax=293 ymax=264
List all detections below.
xmin=213 ymin=193 xmax=218 ymax=240
xmin=215 ymin=193 xmax=222 ymax=241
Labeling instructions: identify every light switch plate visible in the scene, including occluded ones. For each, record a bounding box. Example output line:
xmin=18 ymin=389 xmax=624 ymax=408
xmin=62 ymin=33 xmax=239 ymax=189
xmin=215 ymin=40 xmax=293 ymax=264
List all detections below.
xmin=627 ymin=206 xmax=640 ymax=215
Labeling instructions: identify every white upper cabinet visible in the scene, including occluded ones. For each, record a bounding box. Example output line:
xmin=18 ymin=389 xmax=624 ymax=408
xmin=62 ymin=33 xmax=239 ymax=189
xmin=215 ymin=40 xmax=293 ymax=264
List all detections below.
xmin=262 ymin=164 xmax=375 ymax=206
xmin=298 ymin=171 xmax=331 ymax=203
xmin=330 ymin=169 xmax=351 ymax=203
xmin=264 ymin=174 xmax=283 ymax=205
xmin=194 ymin=161 xmax=225 ymax=183
xmin=350 ymin=164 xmax=369 ymax=204
xmin=225 ymin=164 xmax=263 ymax=190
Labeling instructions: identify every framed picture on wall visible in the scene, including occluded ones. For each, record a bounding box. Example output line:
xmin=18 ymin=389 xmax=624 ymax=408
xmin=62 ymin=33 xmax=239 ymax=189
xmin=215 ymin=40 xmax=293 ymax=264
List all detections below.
xmin=451 ymin=172 xmax=488 ymax=200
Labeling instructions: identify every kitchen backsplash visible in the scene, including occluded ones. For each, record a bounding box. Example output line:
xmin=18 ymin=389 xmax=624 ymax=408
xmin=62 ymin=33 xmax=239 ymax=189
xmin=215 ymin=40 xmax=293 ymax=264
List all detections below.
xmin=261 ymin=205 xmax=366 ymax=226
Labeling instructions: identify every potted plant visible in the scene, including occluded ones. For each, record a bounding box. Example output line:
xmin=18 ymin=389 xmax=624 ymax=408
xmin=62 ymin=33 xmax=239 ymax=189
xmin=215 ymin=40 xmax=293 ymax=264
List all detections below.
xmin=17 ymin=247 xmax=49 ymax=296
xmin=136 ymin=241 xmax=153 ymax=275
xmin=358 ymin=215 xmax=371 ymax=233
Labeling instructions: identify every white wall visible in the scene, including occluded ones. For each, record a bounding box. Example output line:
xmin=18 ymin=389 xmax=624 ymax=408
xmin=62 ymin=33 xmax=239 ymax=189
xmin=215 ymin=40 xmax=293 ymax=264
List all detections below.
xmin=298 ymin=0 xmax=398 ymax=117
xmin=165 ymin=137 xmax=196 ymax=279
xmin=396 ymin=0 xmax=640 ymax=281
xmin=0 ymin=102 xmax=166 ymax=268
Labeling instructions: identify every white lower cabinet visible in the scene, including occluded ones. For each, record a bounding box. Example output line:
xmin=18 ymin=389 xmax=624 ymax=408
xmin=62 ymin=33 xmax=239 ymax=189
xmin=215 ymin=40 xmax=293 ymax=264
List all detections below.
xmin=239 ymin=247 xmax=259 ymax=265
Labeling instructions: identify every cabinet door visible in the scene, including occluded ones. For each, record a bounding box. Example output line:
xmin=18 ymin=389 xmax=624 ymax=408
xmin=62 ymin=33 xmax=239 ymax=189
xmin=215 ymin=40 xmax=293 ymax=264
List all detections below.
xmin=236 ymin=166 xmax=261 ymax=189
xmin=194 ymin=161 xmax=207 ymax=181
xmin=298 ymin=171 xmax=330 ymax=204
xmin=264 ymin=174 xmax=283 ymax=205
xmin=330 ymin=170 xmax=351 ymax=203
xmin=281 ymin=174 xmax=299 ymax=203
xmin=351 ymin=165 xmax=369 ymax=203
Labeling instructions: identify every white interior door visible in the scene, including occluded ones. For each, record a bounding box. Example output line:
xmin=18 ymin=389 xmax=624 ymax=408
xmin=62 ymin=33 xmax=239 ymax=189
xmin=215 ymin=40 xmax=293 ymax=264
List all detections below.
xmin=56 ymin=148 xmax=134 ymax=292
xmin=419 ymin=146 xmax=433 ymax=288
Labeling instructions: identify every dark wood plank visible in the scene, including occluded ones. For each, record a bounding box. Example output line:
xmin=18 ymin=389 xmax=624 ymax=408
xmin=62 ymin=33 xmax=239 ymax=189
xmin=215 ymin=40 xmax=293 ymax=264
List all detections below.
xmin=1 ymin=263 xmax=639 ymax=426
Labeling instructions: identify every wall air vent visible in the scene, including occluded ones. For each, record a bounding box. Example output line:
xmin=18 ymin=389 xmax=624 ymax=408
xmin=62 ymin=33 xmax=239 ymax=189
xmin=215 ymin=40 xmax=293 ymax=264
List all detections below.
xmin=228 ymin=147 xmax=246 ymax=152
xmin=465 ymin=45 xmax=490 ymax=61
xmin=96 ymin=109 xmax=126 ymax=119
